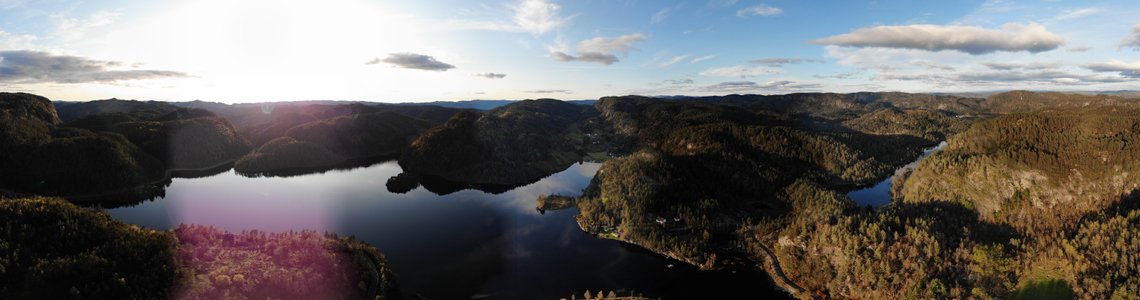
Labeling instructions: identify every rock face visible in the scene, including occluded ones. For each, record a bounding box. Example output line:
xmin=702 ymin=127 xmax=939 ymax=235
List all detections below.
xmin=0 ymin=92 xmax=61 ymax=125
xmin=399 ymin=99 xmax=593 ymax=185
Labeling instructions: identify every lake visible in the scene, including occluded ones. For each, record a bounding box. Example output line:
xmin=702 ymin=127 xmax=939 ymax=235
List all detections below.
xmin=846 ymin=141 xmax=948 ymax=207
xmin=103 ymin=161 xmax=790 ymax=299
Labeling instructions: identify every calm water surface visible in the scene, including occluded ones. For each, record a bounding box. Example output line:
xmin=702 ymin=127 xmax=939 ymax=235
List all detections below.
xmin=847 ymin=141 xmax=948 ymax=207
xmin=105 ymin=161 xmax=789 ymax=299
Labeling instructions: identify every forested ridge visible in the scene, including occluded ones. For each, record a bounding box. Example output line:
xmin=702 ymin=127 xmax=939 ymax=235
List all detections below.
xmin=0 ymin=93 xmax=454 ymax=197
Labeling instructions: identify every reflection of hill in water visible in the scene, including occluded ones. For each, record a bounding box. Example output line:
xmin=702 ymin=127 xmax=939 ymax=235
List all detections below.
xmin=387 ymin=163 xmax=595 ymax=196
xmin=234 ymin=155 xmax=396 ymax=178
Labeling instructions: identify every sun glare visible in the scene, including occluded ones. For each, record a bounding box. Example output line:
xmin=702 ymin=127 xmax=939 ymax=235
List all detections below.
xmin=77 ymin=0 xmax=483 ymax=102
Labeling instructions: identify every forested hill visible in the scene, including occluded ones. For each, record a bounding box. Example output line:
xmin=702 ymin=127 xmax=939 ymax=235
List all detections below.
xmin=399 ymin=99 xmax=594 ymax=185
xmin=0 ymin=93 xmax=166 ymax=195
xmin=771 ymin=102 xmax=1140 ymax=299
xmin=0 ymin=197 xmax=403 ymax=299
xmin=901 ymin=107 xmax=1140 ymax=232
xmin=574 ymin=95 xmax=963 ymax=270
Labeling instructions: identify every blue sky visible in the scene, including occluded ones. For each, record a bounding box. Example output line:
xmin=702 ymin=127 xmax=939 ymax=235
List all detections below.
xmin=1 ymin=0 xmax=1139 ymax=103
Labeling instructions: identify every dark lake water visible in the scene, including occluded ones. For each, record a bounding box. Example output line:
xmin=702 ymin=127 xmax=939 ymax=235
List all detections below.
xmin=846 ymin=141 xmax=947 ymax=207
xmin=104 ymin=161 xmax=790 ymax=299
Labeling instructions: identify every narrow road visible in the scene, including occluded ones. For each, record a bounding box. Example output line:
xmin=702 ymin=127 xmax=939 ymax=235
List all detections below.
xmin=756 ymin=242 xmax=804 ymax=296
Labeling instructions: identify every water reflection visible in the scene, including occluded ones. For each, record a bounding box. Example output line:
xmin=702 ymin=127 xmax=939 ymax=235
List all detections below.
xmin=103 ymin=160 xmax=787 ymax=299
xmin=847 ymin=141 xmax=948 ymax=207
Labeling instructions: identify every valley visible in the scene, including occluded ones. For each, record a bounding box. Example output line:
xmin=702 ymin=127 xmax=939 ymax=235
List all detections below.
xmin=4 ymin=90 xmax=1140 ymax=299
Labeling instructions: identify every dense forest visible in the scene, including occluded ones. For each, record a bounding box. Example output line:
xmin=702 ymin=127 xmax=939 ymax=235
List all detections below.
xmin=0 ymin=197 xmax=402 ymax=300
xmin=575 ymin=95 xmax=961 ymax=270
xmin=399 ymin=99 xmax=596 ymax=185
xmin=0 ymin=93 xmax=167 ymax=195
xmin=234 ymin=108 xmax=434 ymax=175
xmin=765 ymin=95 xmax=1140 ymax=299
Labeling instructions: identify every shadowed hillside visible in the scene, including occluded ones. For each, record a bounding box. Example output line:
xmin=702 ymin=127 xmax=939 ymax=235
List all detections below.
xmin=399 ymin=99 xmax=595 ymax=185
xmin=0 ymin=93 xmax=167 ymax=195
xmin=66 ymin=107 xmax=252 ymax=170
xmin=235 ymin=110 xmax=433 ymax=175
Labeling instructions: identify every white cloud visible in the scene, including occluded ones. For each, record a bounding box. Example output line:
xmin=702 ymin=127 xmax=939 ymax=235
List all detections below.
xmin=749 ymin=57 xmax=824 ymax=67
xmin=525 ymin=89 xmax=572 ymax=94
xmin=911 ymin=59 xmax=956 ymax=71
xmin=1067 ymin=46 xmax=1093 ymax=52
xmin=0 ymin=29 xmax=38 ymax=49
xmin=700 ymin=80 xmax=819 ymax=93
xmin=813 ymin=72 xmax=862 ymax=79
xmin=702 ymin=81 xmax=759 ymax=92
xmin=873 ymin=68 xmax=1134 ymax=87
xmin=662 ymin=78 xmax=694 ymax=85
xmin=1120 ymin=24 xmax=1140 ymax=50
xmin=51 ymin=10 xmax=122 ymax=43
xmin=578 ymin=33 xmax=645 ymax=54
xmin=549 ymin=33 xmax=646 ymax=65
xmin=1054 ymin=7 xmax=1103 ymax=21
xmin=760 ymin=80 xmax=821 ymax=90
xmin=981 ymin=61 xmax=1060 ymax=70
xmin=651 ymin=5 xmax=679 ymax=25
xmin=512 ymin=0 xmax=569 ymax=36
xmin=699 ymin=65 xmax=781 ymax=78
xmin=1083 ymin=60 xmax=1140 ymax=78
xmin=659 ymin=55 xmax=689 ymax=67
xmin=450 ymin=0 xmax=569 ymax=37
xmin=737 ymin=4 xmax=782 ymax=17
xmin=690 ymin=55 xmax=716 ymax=64
xmin=716 ymin=0 xmax=739 ymax=7
xmin=811 ymin=23 xmax=1064 ymax=55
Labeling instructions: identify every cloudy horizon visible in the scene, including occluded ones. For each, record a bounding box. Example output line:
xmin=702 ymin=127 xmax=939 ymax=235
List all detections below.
xmin=1 ymin=0 xmax=1139 ymax=103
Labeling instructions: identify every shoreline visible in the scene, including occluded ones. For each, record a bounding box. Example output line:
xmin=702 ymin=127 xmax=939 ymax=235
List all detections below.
xmin=0 ymin=157 xmax=240 ymax=204
xmin=573 ymin=217 xmax=803 ymax=298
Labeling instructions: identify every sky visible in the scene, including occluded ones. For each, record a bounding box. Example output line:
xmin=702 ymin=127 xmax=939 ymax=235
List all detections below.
xmin=1 ymin=0 xmax=1140 ymax=103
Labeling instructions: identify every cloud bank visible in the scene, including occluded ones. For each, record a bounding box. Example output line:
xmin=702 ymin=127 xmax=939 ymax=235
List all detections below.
xmin=811 ymin=23 xmax=1064 ymax=55
xmin=0 ymin=50 xmax=187 ymax=84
